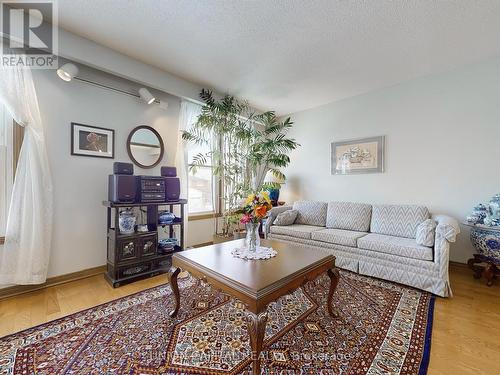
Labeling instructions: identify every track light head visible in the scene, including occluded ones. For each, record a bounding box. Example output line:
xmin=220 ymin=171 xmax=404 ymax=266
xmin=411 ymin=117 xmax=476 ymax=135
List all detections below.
xmin=138 ymin=87 xmax=155 ymax=104
xmin=57 ymin=63 xmax=79 ymax=82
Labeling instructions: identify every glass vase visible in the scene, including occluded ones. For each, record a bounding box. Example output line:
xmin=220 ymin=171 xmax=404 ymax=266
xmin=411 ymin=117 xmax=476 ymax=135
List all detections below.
xmin=245 ymin=222 xmax=261 ymax=252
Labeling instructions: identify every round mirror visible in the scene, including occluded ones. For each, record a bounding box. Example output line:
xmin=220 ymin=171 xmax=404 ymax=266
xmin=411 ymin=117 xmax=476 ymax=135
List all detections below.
xmin=127 ymin=125 xmax=164 ymax=169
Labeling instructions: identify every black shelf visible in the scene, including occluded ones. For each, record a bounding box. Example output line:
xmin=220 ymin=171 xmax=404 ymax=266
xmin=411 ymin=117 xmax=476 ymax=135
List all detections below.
xmin=158 ymin=221 xmax=183 ymax=227
xmin=103 ymin=199 xmax=187 ymax=208
xmin=104 ymin=199 xmax=187 ymax=288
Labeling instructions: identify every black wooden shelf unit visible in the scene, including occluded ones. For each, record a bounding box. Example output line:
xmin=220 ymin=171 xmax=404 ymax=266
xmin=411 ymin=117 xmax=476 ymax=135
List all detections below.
xmin=103 ymin=199 xmax=187 ymax=287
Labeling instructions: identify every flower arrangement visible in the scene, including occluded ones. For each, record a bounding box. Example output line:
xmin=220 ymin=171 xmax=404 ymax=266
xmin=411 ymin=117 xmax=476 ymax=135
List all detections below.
xmin=239 ymin=191 xmax=273 ymax=224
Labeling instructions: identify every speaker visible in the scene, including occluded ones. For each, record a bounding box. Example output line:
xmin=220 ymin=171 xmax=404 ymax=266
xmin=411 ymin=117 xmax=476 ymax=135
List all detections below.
xmin=113 ymin=162 xmax=134 ymax=175
xmin=161 ymin=166 xmax=177 ymax=177
xmin=108 ymin=175 xmax=137 ymax=203
xmin=164 ymin=177 xmax=180 ymax=201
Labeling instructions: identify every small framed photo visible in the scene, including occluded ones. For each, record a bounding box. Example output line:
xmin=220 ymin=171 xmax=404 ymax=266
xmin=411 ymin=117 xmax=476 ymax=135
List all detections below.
xmin=331 ymin=136 xmax=385 ymax=175
xmin=71 ymin=122 xmax=114 ymax=159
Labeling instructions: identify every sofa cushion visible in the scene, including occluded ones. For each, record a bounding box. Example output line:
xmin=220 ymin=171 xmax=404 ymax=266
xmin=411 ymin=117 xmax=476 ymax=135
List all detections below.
xmin=273 ymin=209 xmax=298 ymax=226
xmin=416 ymin=219 xmax=437 ymax=247
xmin=270 ymin=224 xmax=324 ymax=239
xmin=370 ymin=204 xmax=430 ymax=239
xmin=293 ymin=201 xmax=328 ymax=226
xmin=326 ymin=201 xmax=372 ymax=232
xmin=311 ymin=228 xmax=368 ymax=247
xmin=357 ymin=233 xmax=433 ymax=261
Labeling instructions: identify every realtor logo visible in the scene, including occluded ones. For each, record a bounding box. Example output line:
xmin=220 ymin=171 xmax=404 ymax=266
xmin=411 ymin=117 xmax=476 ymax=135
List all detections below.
xmin=1 ymin=0 xmax=58 ymax=68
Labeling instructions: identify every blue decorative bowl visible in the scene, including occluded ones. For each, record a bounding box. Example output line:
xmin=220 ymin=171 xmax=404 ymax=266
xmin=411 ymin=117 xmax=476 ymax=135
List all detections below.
xmin=470 ymin=226 xmax=500 ymax=265
xmin=159 ymin=211 xmax=176 ymax=225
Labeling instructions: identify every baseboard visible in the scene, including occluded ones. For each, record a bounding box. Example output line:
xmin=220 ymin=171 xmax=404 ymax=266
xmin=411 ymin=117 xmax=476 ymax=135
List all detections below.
xmin=0 ymin=243 xmax=215 ymax=299
xmin=450 ymin=261 xmax=468 ymax=269
xmin=0 ymin=265 xmax=107 ymax=300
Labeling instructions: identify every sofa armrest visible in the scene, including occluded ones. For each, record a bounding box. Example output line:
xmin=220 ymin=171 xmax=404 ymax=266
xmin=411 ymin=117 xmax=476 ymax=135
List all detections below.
xmin=431 ymin=214 xmax=460 ymax=297
xmin=264 ymin=205 xmax=293 ymax=238
xmin=432 ymin=214 xmax=461 ymax=243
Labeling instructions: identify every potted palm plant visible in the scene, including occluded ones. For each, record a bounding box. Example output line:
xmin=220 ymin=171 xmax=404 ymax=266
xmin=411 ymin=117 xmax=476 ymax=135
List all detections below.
xmin=182 ymin=89 xmax=299 ymax=241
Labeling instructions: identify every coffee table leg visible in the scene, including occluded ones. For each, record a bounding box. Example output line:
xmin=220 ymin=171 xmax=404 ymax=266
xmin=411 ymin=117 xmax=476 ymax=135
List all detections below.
xmin=246 ymin=311 xmax=268 ymax=375
xmin=327 ymin=268 xmax=340 ymax=316
xmin=168 ymin=267 xmax=181 ymax=317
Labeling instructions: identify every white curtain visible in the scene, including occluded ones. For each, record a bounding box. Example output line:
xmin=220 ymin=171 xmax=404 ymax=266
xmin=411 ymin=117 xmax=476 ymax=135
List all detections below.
xmin=0 ymin=56 xmax=53 ymax=284
xmin=175 ymin=100 xmax=202 ymax=242
xmin=0 ymin=105 xmax=13 ymax=236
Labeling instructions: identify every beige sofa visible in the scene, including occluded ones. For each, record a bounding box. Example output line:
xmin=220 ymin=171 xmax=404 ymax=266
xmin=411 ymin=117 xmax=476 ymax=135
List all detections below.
xmin=265 ymin=201 xmax=460 ymax=297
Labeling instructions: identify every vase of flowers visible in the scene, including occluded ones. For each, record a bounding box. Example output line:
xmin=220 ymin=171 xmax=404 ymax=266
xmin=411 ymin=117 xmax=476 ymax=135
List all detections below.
xmin=239 ymin=191 xmax=272 ymax=252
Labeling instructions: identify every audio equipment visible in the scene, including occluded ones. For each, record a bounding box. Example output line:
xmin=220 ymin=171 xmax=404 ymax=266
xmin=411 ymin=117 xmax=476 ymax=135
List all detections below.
xmin=137 ymin=176 xmax=166 ymax=202
xmin=113 ymin=162 xmax=134 ymax=175
xmin=160 ymin=166 xmax=177 ymax=177
xmin=108 ymin=175 xmax=137 ymax=203
xmin=164 ymin=177 xmax=180 ymax=201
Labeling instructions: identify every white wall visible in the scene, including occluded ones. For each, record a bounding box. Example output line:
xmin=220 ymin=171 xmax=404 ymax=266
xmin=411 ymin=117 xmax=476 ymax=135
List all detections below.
xmin=281 ymin=56 xmax=500 ymax=263
xmin=57 ymin=27 xmax=203 ymax=103
xmin=33 ymin=68 xmax=213 ymax=278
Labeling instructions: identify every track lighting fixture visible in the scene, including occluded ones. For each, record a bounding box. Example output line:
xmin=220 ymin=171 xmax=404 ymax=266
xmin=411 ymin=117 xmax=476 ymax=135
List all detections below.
xmin=56 ymin=63 xmax=163 ymax=107
xmin=57 ymin=63 xmax=79 ymax=82
xmin=138 ymin=87 xmax=156 ymax=105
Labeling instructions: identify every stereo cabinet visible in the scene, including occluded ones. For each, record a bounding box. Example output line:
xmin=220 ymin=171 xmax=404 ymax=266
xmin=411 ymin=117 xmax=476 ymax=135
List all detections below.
xmin=103 ymin=199 xmax=187 ymax=287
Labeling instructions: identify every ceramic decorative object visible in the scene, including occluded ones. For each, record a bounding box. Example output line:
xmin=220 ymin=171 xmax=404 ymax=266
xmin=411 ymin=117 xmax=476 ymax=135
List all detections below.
xmin=158 ymin=211 xmax=176 ymax=225
xmin=469 ymin=226 xmax=500 ymax=266
xmin=465 ymin=195 xmax=500 ymax=286
xmin=231 ymin=245 xmax=277 ymax=260
xmin=158 ymin=238 xmax=178 ymax=254
xmin=486 ymin=194 xmax=500 ymax=226
xmin=119 ymin=208 xmax=136 ymax=235
xmin=136 ymin=224 xmax=149 ymax=232
xmin=244 ymin=222 xmax=261 ymax=252
xmin=467 ymin=203 xmax=489 ymax=224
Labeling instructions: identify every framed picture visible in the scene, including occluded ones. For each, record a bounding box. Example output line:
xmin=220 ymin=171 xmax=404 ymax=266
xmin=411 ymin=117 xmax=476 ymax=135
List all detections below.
xmin=331 ymin=136 xmax=385 ymax=175
xmin=71 ymin=122 xmax=114 ymax=159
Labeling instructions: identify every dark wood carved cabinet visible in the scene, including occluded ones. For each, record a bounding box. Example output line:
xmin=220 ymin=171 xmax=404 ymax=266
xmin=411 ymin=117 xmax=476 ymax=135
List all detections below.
xmin=103 ymin=200 xmax=187 ymax=287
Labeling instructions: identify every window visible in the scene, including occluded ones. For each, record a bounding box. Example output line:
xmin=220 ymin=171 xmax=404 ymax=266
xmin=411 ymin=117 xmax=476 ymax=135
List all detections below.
xmin=187 ymin=139 xmax=217 ymax=217
xmin=0 ymin=104 xmax=23 ymax=243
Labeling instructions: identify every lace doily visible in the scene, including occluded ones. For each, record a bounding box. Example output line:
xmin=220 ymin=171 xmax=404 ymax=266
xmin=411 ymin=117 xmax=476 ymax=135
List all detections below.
xmin=231 ymin=246 xmax=277 ymax=260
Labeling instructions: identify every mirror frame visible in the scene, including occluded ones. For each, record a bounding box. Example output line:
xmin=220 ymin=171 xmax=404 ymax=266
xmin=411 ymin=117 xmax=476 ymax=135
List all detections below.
xmin=126 ymin=125 xmax=165 ymax=169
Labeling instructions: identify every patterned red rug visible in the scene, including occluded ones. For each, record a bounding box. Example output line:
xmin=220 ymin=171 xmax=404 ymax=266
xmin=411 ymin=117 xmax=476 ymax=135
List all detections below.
xmin=0 ymin=270 xmax=434 ymax=374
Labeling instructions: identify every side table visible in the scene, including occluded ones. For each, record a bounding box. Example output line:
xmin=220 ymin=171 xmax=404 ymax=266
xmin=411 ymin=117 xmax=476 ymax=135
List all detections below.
xmin=464 ymin=223 xmax=500 ymax=286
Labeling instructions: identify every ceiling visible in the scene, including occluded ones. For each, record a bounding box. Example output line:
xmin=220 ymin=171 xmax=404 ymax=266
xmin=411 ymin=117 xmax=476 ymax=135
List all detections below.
xmin=57 ymin=0 xmax=500 ymax=115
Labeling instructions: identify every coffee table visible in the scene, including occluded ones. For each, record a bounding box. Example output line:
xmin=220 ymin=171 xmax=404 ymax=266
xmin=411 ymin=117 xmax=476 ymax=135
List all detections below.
xmin=167 ymin=238 xmax=340 ymax=374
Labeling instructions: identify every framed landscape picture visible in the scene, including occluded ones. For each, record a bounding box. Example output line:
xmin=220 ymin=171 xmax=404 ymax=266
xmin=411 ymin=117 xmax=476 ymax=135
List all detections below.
xmin=71 ymin=122 xmax=114 ymax=159
xmin=331 ymin=136 xmax=385 ymax=175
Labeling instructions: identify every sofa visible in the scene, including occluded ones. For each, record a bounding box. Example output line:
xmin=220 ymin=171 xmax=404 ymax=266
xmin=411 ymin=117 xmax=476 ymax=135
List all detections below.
xmin=265 ymin=201 xmax=460 ymax=297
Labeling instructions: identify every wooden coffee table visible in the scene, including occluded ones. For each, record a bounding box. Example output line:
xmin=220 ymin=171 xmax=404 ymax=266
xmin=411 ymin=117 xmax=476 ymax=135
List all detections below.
xmin=167 ymin=238 xmax=340 ymax=375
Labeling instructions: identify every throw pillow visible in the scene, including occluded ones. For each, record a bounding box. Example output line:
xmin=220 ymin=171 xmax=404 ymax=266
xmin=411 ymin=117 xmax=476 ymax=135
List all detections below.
xmin=273 ymin=210 xmax=298 ymax=226
xmin=416 ymin=219 xmax=437 ymax=247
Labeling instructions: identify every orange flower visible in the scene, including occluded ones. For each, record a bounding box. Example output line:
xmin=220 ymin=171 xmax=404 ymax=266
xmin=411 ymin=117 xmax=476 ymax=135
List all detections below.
xmin=254 ymin=205 xmax=268 ymax=218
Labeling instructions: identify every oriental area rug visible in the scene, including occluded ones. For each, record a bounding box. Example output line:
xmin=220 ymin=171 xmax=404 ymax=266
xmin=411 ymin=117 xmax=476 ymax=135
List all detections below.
xmin=0 ymin=270 xmax=434 ymax=374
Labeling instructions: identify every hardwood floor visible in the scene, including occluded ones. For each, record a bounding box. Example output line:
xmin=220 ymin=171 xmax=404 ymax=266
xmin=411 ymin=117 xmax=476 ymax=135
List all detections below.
xmin=0 ymin=265 xmax=498 ymax=374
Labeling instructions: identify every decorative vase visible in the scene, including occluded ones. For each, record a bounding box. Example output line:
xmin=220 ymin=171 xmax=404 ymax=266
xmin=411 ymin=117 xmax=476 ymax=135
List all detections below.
xmin=245 ymin=222 xmax=261 ymax=252
xmin=119 ymin=208 xmax=136 ymax=235
xmin=266 ymin=188 xmax=280 ymax=205
xmin=158 ymin=211 xmax=176 ymax=225
xmin=471 ymin=204 xmax=488 ymax=224
xmin=470 ymin=226 xmax=500 ymax=266
xmin=488 ymin=194 xmax=500 ymax=226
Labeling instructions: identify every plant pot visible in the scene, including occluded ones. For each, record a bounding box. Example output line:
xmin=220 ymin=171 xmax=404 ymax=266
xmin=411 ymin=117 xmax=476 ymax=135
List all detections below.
xmin=213 ymin=234 xmax=233 ymax=244
xmin=233 ymin=229 xmax=246 ymax=240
